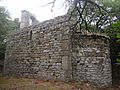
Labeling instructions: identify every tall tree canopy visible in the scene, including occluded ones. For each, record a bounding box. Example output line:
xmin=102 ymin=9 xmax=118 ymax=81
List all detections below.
xmin=0 ymin=6 xmax=17 ymax=60
xmin=47 ymin=0 xmax=120 ymax=32
xmin=97 ymin=0 xmax=120 ymax=20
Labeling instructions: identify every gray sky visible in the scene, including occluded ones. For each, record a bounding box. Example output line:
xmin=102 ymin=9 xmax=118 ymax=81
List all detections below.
xmin=0 ymin=0 xmax=68 ymax=22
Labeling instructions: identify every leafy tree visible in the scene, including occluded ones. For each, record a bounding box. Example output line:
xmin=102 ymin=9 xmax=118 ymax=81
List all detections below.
xmin=116 ymin=33 xmax=120 ymax=65
xmin=46 ymin=0 xmax=111 ymax=32
xmin=106 ymin=20 xmax=120 ymax=79
xmin=0 ymin=6 xmax=17 ymax=61
xmin=13 ymin=18 xmax=20 ymax=29
xmin=96 ymin=0 xmax=120 ymax=20
xmin=0 ymin=7 xmax=9 ymax=60
xmin=105 ymin=20 xmax=120 ymax=37
xmin=107 ymin=21 xmax=120 ymax=65
xmin=46 ymin=0 xmax=120 ymax=33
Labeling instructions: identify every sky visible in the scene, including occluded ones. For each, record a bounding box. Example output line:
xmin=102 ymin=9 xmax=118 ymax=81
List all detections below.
xmin=0 ymin=0 xmax=69 ymax=22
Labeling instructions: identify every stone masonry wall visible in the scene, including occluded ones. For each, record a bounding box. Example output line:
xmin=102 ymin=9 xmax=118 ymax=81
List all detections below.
xmin=4 ymin=15 xmax=74 ymax=80
xmin=71 ymin=34 xmax=112 ymax=87
xmin=4 ymin=15 xmax=112 ymax=87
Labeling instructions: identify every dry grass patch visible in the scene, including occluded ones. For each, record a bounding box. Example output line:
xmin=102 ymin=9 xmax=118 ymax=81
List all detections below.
xmin=0 ymin=73 xmax=120 ymax=90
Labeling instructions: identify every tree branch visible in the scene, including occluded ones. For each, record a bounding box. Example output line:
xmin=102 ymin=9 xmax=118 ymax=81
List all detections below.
xmin=41 ymin=0 xmax=56 ymax=12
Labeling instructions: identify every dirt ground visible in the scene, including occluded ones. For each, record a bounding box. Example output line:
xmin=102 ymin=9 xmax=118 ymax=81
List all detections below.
xmin=0 ymin=73 xmax=120 ymax=90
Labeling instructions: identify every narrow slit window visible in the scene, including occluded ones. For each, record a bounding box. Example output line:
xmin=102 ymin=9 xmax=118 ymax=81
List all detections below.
xmin=30 ymin=31 xmax=32 ymax=40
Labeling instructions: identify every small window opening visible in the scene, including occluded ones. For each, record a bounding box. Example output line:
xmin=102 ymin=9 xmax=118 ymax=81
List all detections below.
xmin=30 ymin=31 xmax=32 ymax=40
xmin=55 ymin=38 xmax=57 ymax=40
xmin=77 ymin=61 xmax=80 ymax=63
